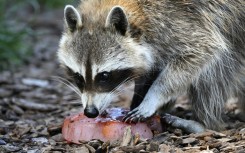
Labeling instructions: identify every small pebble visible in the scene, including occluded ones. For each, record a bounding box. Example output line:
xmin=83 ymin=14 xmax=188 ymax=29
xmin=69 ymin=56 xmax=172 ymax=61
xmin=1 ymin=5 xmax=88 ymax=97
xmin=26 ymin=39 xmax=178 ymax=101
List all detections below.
xmin=239 ymin=128 xmax=245 ymax=136
xmin=51 ymin=134 xmax=64 ymax=142
xmin=181 ymin=138 xmax=197 ymax=144
xmin=32 ymin=137 xmax=48 ymax=144
xmin=85 ymin=144 xmax=96 ymax=153
xmin=0 ymin=139 xmax=6 ymax=145
xmin=2 ymin=144 xmax=20 ymax=152
xmin=203 ymin=136 xmax=212 ymax=141
xmin=10 ymin=105 xmax=24 ymax=115
xmin=0 ymin=89 xmax=12 ymax=97
xmin=71 ymin=146 xmax=89 ymax=153
xmin=27 ymin=149 xmax=40 ymax=153
xmin=49 ymin=139 xmax=57 ymax=146
xmin=22 ymin=78 xmax=49 ymax=87
xmin=146 ymin=142 xmax=159 ymax=152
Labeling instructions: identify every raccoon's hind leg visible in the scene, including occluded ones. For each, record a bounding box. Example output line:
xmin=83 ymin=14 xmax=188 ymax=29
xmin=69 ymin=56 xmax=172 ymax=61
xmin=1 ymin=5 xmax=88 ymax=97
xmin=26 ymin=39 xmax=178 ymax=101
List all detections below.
xmin=237 ymin=82 xmax=245 ymax=122
xmin=161 ymin=113 xmax=205 ymax=133
xmin=189 ymin=79 xmax=228 ymax=130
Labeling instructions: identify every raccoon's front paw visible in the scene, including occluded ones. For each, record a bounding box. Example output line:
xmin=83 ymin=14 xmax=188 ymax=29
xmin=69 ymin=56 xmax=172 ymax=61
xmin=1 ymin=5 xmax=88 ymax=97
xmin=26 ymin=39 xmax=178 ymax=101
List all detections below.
xmin=123 ymin=106 xmax=155 ymax=123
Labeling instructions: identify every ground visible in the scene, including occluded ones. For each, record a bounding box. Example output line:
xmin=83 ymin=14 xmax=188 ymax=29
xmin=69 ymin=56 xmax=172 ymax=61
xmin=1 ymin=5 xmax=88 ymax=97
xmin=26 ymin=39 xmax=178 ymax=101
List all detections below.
xmin=0 ymin=3 xmax=245 ymax=153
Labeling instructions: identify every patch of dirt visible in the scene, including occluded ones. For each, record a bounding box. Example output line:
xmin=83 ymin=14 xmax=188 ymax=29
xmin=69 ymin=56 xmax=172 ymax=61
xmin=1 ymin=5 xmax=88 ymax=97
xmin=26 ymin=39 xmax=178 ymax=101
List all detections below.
xmin=0 ymin=6 xmax=244 ymax=153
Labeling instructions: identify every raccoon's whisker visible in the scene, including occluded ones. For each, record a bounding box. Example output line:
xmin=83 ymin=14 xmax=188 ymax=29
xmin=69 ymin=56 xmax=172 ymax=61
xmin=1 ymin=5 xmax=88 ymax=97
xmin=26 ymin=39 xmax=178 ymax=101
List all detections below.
xmin=100 ymin=77 xmax=133 ymax=111
xmin=51 ymin=76 xmax=81 ymax=96
xmin=52 ymin=76 xmax=80 ymax=92
xmin=55 ymin=79 xmax=81 ymax=96
xmin=61 ymin=101 xmax=83 ymax=106
xmin=54 ymin=76 xmax=80 ymax=93
xmin=109 ymin=74 xmax=141 ymax=95
xmin=134 ymin=83 xmax=152 ymax=86
xmin=100 ymin=75 xmax=143 ymax=111
xmin=112 ymin=74 xmax=151 ymax=98
xmin=60 ymin=81 xmax=81 ymax=96
xmin=114 ymin=88 xmax=144 ymax=99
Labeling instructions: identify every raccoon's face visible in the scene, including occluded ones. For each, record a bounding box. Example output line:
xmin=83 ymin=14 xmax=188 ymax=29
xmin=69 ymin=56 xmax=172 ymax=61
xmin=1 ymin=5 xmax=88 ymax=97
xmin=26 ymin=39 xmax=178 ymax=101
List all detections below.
xmin=58 ymin=5 xmax=154 ymax=118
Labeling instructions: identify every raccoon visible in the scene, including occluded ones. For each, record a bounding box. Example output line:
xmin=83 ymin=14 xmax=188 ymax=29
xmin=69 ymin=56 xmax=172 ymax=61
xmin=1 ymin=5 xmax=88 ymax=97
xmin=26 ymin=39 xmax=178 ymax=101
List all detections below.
xmin=58 ymin=0 xmax=245 ymax=130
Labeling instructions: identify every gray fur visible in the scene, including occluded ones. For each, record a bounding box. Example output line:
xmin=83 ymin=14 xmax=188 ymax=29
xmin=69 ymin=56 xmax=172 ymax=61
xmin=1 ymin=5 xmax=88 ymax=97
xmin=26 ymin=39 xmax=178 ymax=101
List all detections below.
xmin=58 ymin=0 xmax=245 ymax=130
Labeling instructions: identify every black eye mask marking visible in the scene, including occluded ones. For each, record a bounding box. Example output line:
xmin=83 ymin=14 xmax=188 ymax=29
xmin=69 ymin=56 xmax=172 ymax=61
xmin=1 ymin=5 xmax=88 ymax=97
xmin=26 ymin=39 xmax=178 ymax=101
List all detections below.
xmin=94 ymin=69 xmax=133 ymax=92
xmin=74 ymin=72 xmax=85 ymax=91
xmin=64 ymin=66 xmax=133 ymax=93
xmin=97 ymin=72 xmax=111 ymax=84
xmin=65 ymin=66 xmax=85 ymax=91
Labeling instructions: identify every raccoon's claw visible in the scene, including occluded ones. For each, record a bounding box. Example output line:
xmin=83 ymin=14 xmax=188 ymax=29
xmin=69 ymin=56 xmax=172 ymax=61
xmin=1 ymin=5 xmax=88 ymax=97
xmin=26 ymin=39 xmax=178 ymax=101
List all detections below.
xmin=122 ymin=109 xmax=139 ymax=123
xmin=123 ymin=108 xmax=149 ymax=123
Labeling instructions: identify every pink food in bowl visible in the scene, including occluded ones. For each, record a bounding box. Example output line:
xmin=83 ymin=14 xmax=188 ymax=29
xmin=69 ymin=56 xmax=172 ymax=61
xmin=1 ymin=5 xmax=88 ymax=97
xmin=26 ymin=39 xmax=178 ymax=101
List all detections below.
xmin=62 ymin=108 xmax=162 ymax=143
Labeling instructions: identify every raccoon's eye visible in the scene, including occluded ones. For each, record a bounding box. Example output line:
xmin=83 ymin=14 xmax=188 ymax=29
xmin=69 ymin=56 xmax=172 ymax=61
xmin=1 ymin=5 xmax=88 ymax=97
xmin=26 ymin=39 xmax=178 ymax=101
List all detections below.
xmin=74 ymin=72 xmax=84 ymax=88
xmin=98 ymin=72 xmax=111 ymax=83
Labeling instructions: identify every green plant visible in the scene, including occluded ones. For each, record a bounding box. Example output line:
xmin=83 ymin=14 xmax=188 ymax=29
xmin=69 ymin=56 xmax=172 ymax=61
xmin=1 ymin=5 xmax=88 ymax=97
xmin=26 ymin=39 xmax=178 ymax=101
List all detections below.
xmin=0 ymin=0 xmax=75 ymax=71
xmin=0 ymin=0 xmax=32 ymax=71
xmin=38 ymin=0 xmax=73 ymax=8
xmin=0 ymin=26 xmax=31 ymax=71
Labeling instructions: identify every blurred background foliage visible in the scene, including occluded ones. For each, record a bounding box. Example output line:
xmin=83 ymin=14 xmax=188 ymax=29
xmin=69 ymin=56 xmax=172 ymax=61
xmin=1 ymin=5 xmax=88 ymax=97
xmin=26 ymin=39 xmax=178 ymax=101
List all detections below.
xmin=0 ymin=0 xmax=73 ymax=71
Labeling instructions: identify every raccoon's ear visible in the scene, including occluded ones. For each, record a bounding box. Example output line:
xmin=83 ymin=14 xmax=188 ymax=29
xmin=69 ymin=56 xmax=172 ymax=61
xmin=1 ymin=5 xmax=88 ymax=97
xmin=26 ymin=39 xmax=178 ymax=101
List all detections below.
xmin=105 ymin=6 xmax=128 ymax=35
xmin=64 ymin=5 xmax=82 ymax=32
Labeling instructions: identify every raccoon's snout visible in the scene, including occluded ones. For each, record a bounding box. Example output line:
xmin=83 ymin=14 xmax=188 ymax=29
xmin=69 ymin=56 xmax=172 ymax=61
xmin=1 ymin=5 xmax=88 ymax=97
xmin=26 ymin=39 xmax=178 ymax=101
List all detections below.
xmin=84 ymin=105 xmax=99 ymax=118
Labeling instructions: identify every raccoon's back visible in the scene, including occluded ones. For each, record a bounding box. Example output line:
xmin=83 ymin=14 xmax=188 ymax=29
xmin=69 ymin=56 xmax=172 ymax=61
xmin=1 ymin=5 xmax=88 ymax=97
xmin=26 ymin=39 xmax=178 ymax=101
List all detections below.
xmin=140 ymin=0 xmax=245 ymax=56
xmin=194 ymin=0 xmax=245 ymax=51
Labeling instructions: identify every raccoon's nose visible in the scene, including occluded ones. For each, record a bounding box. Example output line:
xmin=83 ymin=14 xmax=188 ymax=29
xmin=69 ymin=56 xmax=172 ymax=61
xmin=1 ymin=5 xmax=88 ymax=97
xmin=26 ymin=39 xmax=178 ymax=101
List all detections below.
xmin=84 ymin=105 xmax=99 ymax=118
